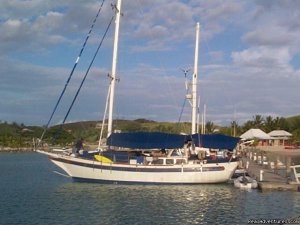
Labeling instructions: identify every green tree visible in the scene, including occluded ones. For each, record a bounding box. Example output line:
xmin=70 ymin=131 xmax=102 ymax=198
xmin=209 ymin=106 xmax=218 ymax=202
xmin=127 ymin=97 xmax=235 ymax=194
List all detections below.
xmin=45 ymin=127 xmax=74 ymax=146
xmin=242 ymin=120 xmax=254 ymax=133
xmin=264 ymin=116 xmax=274 ymax=132
xmin=205 ymin=121 xmax=215 ymax=134
xmin=252 ymin=114 xmax=264 ymax=129
xmin=273 ymin=117 xmax=289 ymax=131
xmin=230 ymin=120 xmax=241 ymax=136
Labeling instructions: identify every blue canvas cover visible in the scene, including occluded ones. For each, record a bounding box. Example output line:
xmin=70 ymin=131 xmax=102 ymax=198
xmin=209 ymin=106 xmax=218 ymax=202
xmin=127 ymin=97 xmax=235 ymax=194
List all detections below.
xmin=189 ymin=133 xmax=240 ymax=150
xmin=107 ymin=132 xmax=240 ymax=150
xmin=107 ymin=132 xmax=186 ymax=149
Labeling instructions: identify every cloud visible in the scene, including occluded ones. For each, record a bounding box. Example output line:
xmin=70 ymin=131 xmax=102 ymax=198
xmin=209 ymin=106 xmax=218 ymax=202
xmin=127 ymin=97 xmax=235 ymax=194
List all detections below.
xmin=0 ymin=1 xmax=113 ymax=56
xmin=192 ymin=0 xmax=246 ymax=39
xmin=246 ymin=0 xmax=300 ymax=54
xmin=197 ymin=0 xmax=244 ymax=21
xmin=122 ymin=0 xmax=247 ymax=53
xmin=208 ymin=51 xmax=224 ymax=62
xmin=113 ymin=63 xmax=185 ymax=121
xmin=0 ymin=57 xmax=110 ymax=125
xmin=121 ymin=0 xmax=196 ymax=52
xmin=1 ymin=0 xmax=300 ymax=127
xmin=242 ymin=27 xmax=295 ymax=47
xmin=197 ymin=63 xmax=300 ymax=125
xmin=231 ymin=46 xmax=292 ymax=70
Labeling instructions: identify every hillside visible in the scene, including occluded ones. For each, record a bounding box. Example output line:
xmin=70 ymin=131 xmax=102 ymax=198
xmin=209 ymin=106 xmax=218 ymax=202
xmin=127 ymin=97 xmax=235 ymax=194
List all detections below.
xmin=286 ymin=115 xmax=300 ymax=126
xmin=0 ymin=119 xmax=192 ymax=149
xmin=1 ymin=114 xmax=300 ymax=149
xmin=52 ymin=119 xmax=192 ymax=141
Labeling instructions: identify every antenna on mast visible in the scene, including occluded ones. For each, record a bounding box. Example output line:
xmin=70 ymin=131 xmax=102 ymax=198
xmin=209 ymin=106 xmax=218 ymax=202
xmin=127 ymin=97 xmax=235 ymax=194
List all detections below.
xmin=180 ymin=68 xmax=191 ymax=78
xmin=181 ymin=68 xmax=191 ymax=91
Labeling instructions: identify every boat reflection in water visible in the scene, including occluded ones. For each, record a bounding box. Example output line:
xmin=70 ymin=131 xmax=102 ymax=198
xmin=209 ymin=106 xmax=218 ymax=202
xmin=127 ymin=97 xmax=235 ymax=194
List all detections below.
xmin=51 ymin=182 xmax=300 ymax=224
xmin=1 ymin=153 xmax=300 ymax=225
xmin=53 ymin=183 xmax=240 ymax=224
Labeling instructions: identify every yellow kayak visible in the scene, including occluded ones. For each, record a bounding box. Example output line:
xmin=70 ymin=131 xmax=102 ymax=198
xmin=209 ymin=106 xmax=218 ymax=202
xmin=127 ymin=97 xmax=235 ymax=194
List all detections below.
xmin=94 ymin=155 xmax=113 ymax=163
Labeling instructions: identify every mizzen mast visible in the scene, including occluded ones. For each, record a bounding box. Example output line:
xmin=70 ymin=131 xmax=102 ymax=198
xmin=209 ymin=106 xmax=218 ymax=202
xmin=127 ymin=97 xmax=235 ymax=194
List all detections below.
xmin=191 ymin=22 xmax=200 ymax=134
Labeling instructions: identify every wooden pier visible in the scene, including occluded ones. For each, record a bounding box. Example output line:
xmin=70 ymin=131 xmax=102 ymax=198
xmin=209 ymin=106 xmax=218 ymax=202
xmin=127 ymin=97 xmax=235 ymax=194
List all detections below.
xmin=241 ymin=148 xmax=300 ymax=192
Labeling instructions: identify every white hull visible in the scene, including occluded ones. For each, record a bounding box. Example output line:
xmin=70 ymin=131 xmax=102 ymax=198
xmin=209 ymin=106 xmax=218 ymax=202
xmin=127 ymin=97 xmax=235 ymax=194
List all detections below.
xmin=234 ymin=176 xmax=258 ymax=189
xmin=38 ymin=151 xmax=238 ymax=184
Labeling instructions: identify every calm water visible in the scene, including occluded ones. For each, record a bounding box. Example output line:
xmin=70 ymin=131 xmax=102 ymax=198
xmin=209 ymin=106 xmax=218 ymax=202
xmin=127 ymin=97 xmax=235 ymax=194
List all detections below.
xmin=0 ymin=153 xmax=299 ymax=225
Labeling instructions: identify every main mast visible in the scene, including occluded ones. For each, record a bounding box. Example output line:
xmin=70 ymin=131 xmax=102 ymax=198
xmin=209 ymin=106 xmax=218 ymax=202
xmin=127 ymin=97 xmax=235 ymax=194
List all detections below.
xmin=191 ymin=22 xmax=200 ymax=134
xmin=107 ymin=0 xmax=122 ymax=137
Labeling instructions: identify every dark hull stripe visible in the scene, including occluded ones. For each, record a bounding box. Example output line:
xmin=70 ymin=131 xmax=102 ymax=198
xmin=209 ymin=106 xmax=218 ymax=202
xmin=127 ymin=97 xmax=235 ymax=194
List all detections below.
xmin=72 ymin=177 xmax=227 ymax=185
xmin=50 ymin=156 xmax=226 ymax=173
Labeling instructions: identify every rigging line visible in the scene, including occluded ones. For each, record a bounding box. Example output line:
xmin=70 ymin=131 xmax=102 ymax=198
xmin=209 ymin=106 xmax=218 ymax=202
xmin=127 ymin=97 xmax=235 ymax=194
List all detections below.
xmin=98 ymin=83 xmax=111 ymax=150
xmin=176 ymin=82 xmax=192 ymax=133
xmin=61 ymin=14 xmax=115 ymax=126
xmin=39 ymin=0 xmax=106 ymax=142
xmin=176 ymin=96 xmax=187 ymax=133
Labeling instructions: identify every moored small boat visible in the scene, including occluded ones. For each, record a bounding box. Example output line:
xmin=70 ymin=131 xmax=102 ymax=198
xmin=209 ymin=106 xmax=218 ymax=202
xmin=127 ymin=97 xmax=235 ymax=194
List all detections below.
xmin=232 ymin=168 xmax=249 ymax=179
xmin=234 ymin=175 xmax=258 ymax=189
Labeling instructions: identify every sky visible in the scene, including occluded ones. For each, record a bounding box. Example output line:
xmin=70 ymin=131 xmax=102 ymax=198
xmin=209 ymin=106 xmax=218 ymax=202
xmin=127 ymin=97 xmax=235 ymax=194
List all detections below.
xmin=1 ymin=0 xmax=300 ymax=127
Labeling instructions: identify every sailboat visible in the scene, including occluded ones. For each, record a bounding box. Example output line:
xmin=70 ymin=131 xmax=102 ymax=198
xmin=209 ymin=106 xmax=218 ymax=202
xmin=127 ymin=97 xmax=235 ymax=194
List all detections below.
xmin=37 ymin=0 xmax=240 ymax=184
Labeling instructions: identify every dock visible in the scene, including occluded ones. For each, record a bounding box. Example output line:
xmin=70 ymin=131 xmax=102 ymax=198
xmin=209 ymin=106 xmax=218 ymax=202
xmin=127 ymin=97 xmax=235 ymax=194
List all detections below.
xmin=241 ymin=148 xmax=300 ymax=192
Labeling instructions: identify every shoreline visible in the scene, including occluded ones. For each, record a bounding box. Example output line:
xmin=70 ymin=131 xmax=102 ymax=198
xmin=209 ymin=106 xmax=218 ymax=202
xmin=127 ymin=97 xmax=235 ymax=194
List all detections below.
xmin=0 ymin=143 xmax=97 ymax=153
xmin=0 ymin=147 xmax=34 ymax=153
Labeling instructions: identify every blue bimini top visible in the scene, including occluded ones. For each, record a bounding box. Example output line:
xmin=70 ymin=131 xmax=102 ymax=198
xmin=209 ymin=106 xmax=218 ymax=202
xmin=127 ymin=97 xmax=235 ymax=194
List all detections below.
xmin=107 ymin=132 xmax=240 ymax=151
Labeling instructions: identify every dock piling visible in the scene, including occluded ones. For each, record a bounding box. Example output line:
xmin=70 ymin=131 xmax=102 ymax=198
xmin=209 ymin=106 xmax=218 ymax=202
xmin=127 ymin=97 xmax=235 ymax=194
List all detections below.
xmin=259 ymin=170 xmax=264 ymax=182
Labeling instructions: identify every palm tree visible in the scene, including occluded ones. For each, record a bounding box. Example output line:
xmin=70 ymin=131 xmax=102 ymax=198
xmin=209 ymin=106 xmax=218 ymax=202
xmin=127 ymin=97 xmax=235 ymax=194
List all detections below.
xmin=264 ymin=116 xmax=274 ymax=132
xmin=205 ymin=121 xmax=215 ymax=134
xmin=242 ymin=120 xmax=254 ymax=132
xmin=273 ymin=117 xmax=289 ymax=130
xmin=252 ymin=114 xmax=264 ymax=129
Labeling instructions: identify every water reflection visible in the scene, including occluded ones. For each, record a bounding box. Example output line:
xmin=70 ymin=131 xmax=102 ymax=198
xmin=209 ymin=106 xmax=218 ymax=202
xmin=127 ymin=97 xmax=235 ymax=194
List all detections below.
xmin=48 ymin=181 xmax=300 ymax=225
xmin=50 ymin=183 xmax=242 ymax=224
xmin=1 ymin=153 xmax=299 ymax=225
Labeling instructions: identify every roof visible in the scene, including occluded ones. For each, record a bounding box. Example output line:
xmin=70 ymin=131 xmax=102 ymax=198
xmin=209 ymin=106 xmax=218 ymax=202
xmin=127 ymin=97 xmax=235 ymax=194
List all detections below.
xmin=240 ymin=129 xmax=271 ymax=140
xmin=268 ymin=130 xmax=292 ymax=137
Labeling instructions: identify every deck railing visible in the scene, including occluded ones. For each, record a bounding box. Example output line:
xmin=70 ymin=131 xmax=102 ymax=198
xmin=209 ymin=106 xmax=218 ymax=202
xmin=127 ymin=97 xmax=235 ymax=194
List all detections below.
xmin=290 ymin=165 xmax=300 ymax=183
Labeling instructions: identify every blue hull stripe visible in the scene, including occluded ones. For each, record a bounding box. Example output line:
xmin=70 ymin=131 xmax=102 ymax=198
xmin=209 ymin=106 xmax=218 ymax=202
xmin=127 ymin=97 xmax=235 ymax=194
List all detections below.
xmin=72 ymin=177 xmax=223 ymax=185
xmin=50 ymin=156 xmax=225 ymax=173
